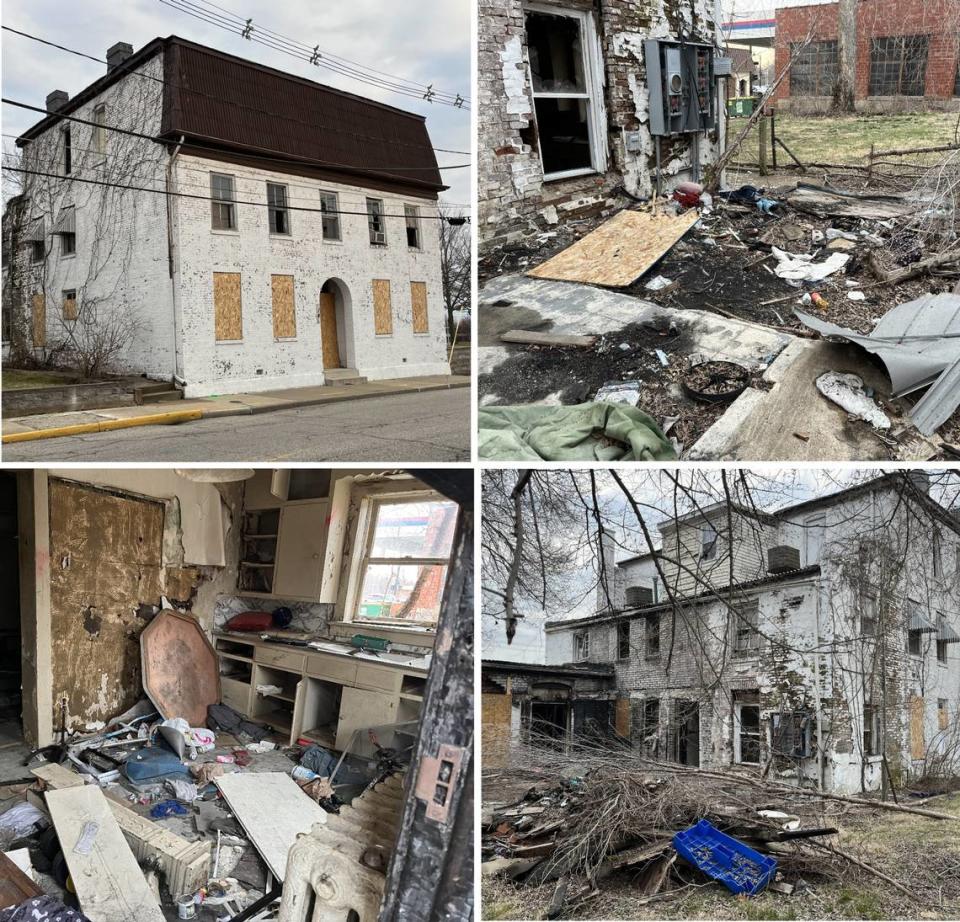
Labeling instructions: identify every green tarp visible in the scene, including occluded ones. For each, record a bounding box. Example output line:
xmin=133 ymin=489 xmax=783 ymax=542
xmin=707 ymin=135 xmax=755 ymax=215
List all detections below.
xmin=478 ymin=402 xmax=677 ymax=461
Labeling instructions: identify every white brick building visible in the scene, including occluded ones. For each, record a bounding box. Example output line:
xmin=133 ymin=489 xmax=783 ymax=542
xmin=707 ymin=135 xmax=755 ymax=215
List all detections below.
xmin=488 ymin=473 xmax=960 ymax=794
xmin=10 ymin=37 xmax=450 ymax=397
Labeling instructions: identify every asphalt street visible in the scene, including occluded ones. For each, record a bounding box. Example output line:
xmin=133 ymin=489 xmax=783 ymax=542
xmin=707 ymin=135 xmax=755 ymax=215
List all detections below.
xmin=3 ymin=389 xmax=471 ymax=462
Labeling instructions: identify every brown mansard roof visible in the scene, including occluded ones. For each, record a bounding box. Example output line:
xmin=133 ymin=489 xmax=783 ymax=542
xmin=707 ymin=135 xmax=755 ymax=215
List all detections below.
xmin=18 ymin=36 xmax=445 ymax=198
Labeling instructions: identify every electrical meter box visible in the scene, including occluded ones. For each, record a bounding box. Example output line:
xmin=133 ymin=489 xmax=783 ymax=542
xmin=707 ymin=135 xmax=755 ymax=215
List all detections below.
xmin=645 ymin=39 xmax=717 ymax=136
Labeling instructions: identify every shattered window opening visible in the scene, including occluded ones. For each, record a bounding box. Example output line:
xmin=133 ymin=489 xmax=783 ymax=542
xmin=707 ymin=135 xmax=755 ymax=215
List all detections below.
xmin=863 ymin=703 xmax=881 ymax=756
xmin=861 ymin=594 xmax=877 ymax=637
xmin=735 ymin=701 xmax=761 ymax=765
xmin=868 ymin=36 xmax=929 ymax=97
xmin=700 ymin=522 xmax=719 ymax=560
xmin=574 ymin=630 xmax=590 ymax=661
xmin=617 ymin=620 xmax=630 ymax=659
xmin=645 ymin=614 xmax=660 ymax=659
xmin=789 ymin=40 xmax=839 ymax=96
xmin=733 ymin=599 xmax=761 ymax=655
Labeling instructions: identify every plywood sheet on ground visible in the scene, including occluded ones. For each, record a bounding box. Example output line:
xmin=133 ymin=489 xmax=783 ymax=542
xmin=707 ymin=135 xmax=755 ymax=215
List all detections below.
xmin=215 ymin=771 xmax=327 ymax=881
xmin=527 ymin=209 xmax=700 ymax=288
xmin=45 ymin=785 xmax=165 ymax=922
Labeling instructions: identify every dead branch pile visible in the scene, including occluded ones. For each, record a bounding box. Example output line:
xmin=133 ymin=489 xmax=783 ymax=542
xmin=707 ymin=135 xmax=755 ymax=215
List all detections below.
xmin=482 ymin=735 xmax=957 ymax=915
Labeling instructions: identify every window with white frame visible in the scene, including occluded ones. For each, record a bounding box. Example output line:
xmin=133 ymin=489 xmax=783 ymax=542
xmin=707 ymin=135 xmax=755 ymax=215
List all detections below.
xmin=210 ymin=173 xmax=236 ymax=230
xmin=351 ymin=493 xmax=459 ymax=626
xmin=367 ymin=197 xmax=387 ymax=245
xmin=524 ymin=4 xmax=605 ymax=180
xmin=404 ymin=204 xmax=421 ymax=249
xmin=93 ymin=104 xmax=107 ymax=155
xmin=700 ymin=522 xmax=719 ymax=560
xmin=319 ymin=191 xmax=341 ymax=241
xmin=574 ymin=631 xmax=590 ymax=661
xmin=933 ymin=529 xmax=943 ymax=579
xmin=733 ymin=599 xmax=761 ymax=654
xmin=267 ymin=183 xmax=290 ymax=235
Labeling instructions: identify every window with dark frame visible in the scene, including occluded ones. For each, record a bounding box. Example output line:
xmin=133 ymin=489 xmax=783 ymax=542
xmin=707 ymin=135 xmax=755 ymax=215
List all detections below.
xmin=617 ymin=620 xmax=630 ymax=659
xmin=210 ymin=173 xmax=236 ymax=230
xmin=908 ymin=628 xmax=922 ymax=656
xmin=574 ymin=631 xmax=590 ymax=661
xmin=789 ymin=40 xmax=839 ymax=96
xmin=267 ymin=183 xmax=290 ymax=235
xmin=93 ymin=104 xmax=107 ymax=155
xmin=30 ymin=240 xmax=44 ymax=263
xmin=367 ymin=197 xmax=387 ymax=245
xmin=869 ymin=36 xmax=929 ymax=96
xmin=319 ymin=191 xmax=341 ymax=241
xmin=62 ymin=126 xmax=72 ymax=175
xmin=861 ymin=594 xmax=877 ymax=637
xmin=645 ymin=614 xmax=660 ymax=658
xmin=863 ymin=703 xmax=881 ymax=756
xmin=736 ymin=700 xmax=761 ymax=764
xmin=938 ymin=613 xmax=949 ymax=664
xmin=933 ymin=529 xmax=943 ymax=579
xmin=640 ymin=697 xmax=660 ymax=755
xmin=61 ymin=232 xmax=76 ymax=256
xmin=701 ymin=522 xmax=719 ymax=560
xmin=404 ymin=204 xmax=421 ymax=248
xmin=734 ymin=599 xmax=761 ymax=654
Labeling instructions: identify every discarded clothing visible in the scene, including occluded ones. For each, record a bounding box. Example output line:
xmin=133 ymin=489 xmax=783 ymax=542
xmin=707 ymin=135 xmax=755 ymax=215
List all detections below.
xmin=165 ymin=778 xmax=200 ymax=803
xmin=207 ymin=703 xmax=270 ymax=742
xmin=300 ymin=744 xmax=338 ymax=778
xmin=190 ymin=762 xmax=226 ymax=785
xmin=771 ymin=247 xmax=849 ymax=283
xmin=0 ymin=802 xmax=47 ymax=838
xmin=150 ymin=799 xmax=189 ymax=818
xmin=816 ymin=372 xmax=891 ymax=430
xmin=478 ymin=402 xmax=678 ymax=461
xmin=0 ymin=897 xmax=94 ymax=922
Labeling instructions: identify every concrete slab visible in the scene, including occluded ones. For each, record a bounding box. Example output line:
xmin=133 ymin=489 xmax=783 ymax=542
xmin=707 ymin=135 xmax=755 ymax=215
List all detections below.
xmin=12 ymin=411 xmax=105 ymax=431
xmin=689 ymin=339 xmax=892 ymax=461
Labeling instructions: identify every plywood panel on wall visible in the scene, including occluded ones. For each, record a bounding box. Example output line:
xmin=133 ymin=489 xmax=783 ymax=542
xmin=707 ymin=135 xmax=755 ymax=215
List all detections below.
xmin=482 ymin=692 xmax=513 ymax=770
xmin=373 ymin=279 xmax=393 ymax=335
xmin=31 ymin=293 xmax=45 ymax=347
xmin=910 ymin=695 xmax=926 ymax=760
xmin=410 ymin=281 xmax=429 ymax=333
xmin=271 ymin=274 xmax=296 ymax=339
xmin=48 ymin=480 xmax=165 ymax=733
xmin=62 ymin=292 xmax=78 ymax=321
xmin=213 ymin=272 xmax=243 ymax=341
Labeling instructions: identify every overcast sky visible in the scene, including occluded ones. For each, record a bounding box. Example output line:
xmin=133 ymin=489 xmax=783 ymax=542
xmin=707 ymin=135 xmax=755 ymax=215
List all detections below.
xmin=1 ymin=0 xmax=471 ymax=208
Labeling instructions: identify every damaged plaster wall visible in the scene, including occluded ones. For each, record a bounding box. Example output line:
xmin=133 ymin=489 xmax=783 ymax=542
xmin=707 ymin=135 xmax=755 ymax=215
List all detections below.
xmin=479 ymin=0 xmax=723 ymax=248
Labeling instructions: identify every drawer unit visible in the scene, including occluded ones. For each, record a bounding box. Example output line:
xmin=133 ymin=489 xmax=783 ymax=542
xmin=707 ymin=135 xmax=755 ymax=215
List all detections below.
xmin=220 ymin=677 xmax=252 ymax=714
xmin=255 ymin=645 xmax=305 ymax=672
xmin=306 ymin=651 xmax=357 ymax=686
xmin=355 ymin=663 xmax=403 ymax=695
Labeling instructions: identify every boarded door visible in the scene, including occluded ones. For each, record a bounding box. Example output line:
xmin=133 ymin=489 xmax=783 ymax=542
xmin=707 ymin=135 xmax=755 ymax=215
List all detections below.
xmin=319 ymin=292 xmax=341 ymax=369
xmin=213 ymin=272 xmax=242 ymax=341
xmin=410 ymin=281 xmax=429 ymax=333
xmin=31 ymin=293 xmax=45 ymax=347
xmin=615 ymin=697 xmax=631 ymax=738
xmin=373 ymin=279 xmax=392 ymax=335
xmin=910 ymin=695 xmax=926 ymax=759
xmin=62 ymin=292 xmax=78 ymax=321
xmin=48 ymin=481 xmax=164 ymax=733
xmin=271 ymin=274 xmax=296 ymax=339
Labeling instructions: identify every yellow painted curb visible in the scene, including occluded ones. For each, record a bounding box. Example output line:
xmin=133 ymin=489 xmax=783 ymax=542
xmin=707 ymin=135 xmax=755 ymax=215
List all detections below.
xmin=2 ymin=409 xmax=204 ymax=444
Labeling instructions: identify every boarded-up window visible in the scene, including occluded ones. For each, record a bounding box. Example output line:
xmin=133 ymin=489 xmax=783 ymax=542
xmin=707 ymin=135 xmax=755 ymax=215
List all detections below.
xmin=411 ymin=281 xmax=428 ymax=333
xmin=213 ymin=272 xmax=242 ymax=341
xmin=271 ymin=274 xmax=296 ymax=339
xmin=62 ymin=289 xmax=77 ymax=321
xmin=373 ymin=279 xmax=393 ymax=335
xmin=31 ymin=292 xmax=45 ymax=347
xmin=910 ymin=695 xmax=925 ymax=759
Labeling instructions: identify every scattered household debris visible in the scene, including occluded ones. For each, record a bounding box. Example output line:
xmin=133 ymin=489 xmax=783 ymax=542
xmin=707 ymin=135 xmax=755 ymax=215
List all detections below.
xmin=500 ymin=330 xmax=597 ymax=348
xmin=785 ymin=184 xmax=916 ymax=221
xmin=816 ymin=372 xmax=892 ymax=430
xmin=771 ymin=247 xmax=849 ymax=284
xmin=682 ymin=361 xmax=751 ymax=404
xmin=527 ymin=209 xmax=701 ymax=288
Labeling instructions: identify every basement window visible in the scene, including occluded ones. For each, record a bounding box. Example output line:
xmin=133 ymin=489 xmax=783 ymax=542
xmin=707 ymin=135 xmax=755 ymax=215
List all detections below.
xmin=319 ymin=191 xmax=341 ymax=241
xmin=645 ymin=614 xmax=660 ymax=659
xmin=789 ymin=40 xmax=838 ymax=96
xmin=733 ymin=599 xmax=761 ymax=654
xmin=267 ymin=183 xmax=290 ymax=235
xmin=574 ymin=631 xmax=590 ymax=661
xmin=868 ymin=36 xmax=929 ymax=97
xmin=863 ymin=703 xmax=881 ymax=756
xmin=617 ymin=620 xmax=630 ymax=659
xmin=351 ymin=493 xmax=459 ymax=627
xmin=525 ymin=5 xmax=605 ymax=180
xmin=210 ymin=173 xmax=236 ymax=231
xmin=367 ymin=197 xmax=387 ymax=246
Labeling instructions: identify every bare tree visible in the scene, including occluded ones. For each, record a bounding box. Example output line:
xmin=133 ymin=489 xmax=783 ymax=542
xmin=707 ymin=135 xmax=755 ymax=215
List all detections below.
xmin=438 ymin=207 xmax=470 ymax=343
xmin=833 ymin=0 xmax=857 ymax=113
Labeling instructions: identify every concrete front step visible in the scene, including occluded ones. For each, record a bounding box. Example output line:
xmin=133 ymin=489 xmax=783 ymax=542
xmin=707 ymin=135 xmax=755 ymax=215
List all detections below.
xmin=140 ymin=389 xmax=184 ymax=404
xmin=324 ymin=368 xmax=367 ymax=385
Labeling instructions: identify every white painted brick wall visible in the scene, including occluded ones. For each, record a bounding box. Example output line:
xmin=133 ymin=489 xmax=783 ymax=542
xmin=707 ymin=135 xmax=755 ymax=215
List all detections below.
xmin=172 ymin=155 xmax=450 ymax=397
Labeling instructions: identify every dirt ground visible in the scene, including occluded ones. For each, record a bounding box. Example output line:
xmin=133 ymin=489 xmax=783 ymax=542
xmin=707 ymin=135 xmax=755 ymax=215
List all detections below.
xmin=483 ymin=791 xmax=960 ymax=921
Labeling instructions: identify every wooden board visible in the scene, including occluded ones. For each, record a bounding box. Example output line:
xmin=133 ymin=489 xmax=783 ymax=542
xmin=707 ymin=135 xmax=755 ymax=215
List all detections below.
xmin=410 ymin=281 xmax=429 ymax=334
xmin=320 ymin=291 xmax=341 ymax=368
xmin=213 ymin=271 xmax=243 ymax=341
xmin=527 ymin=209 xmax=700 ymax=288
xmin=31 ymin=292 xmax=45 ymax=347
xmin=500 ymin=330 xmax=597 ymax=348
xmin=215 ymin=771 xmax=328 ymax=881
xmin=271 ymin=274 xmax=297 ymax=339
xmin=63 ymin=292 xmax=78 ymax=321
xmin=910 ymin=695 xmax=926 ymax=759
xmin=0 ymin=851 xmax=42 ymax=909
xmin=373 ymin=279 xmax=393 ymax=335
xmin=44 ymin=785 xmax=166 ymax=922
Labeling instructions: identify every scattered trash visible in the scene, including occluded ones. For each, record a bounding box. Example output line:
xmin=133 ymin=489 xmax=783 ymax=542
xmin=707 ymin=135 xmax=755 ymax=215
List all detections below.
xmin=682 ymin=360 xmax=751 ymax=404
xmin=150 ymin=800 xmax=190 ymax=819
xmin=244 ymin=740 xmax=276 ymax=753
xmin=847 ymin=290 xmax=867 ymax=301
xmin=255 ymin=684 xmax=283 ymax=697
xmin=674 ymin=819 xmax=778 ymax=896
xmin=190 ymin=762 xmax=226 ymax=785
xmin=73 ymin=821 xmax=100 ymax=856
xmin=176 ymin=893 xmax=198 ymax=919
xmin=0 ymin=802 xmax=48 ymax=838
xmin=756 ymin=197 xmax=778 ymax=214
xmin=644 ymin=275 xmax=674 ymax=291
xmin=166 ymin=779 xmax=200 ymax=803
xmin=594 ymin=381 xmax=642 ymax=407
xmin=771 ymin=247 xmax=850 ymax=283
xmin=816 ymin=372 xmax=892 ymax=430
xmin=654 ymin=349 xmax=670 ymax=367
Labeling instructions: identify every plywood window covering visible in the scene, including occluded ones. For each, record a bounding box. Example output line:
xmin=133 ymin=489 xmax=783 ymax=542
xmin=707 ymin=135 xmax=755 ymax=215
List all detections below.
xmin=373 ymin=279 xmax=393 ymax=335
xmin=62 ymin=289 xmax=78 ymax=321
xmin=410 ymin=281 xmax=429 ymax=333
xmin=271 ymin=274 xmax=296 ymax=339
xmin=909 ymin=695 xmax=925 ymax=760
xmin=31 ymin=292 xmax=45 ymax=347
xmin=213 ymin=272 xmax=243 ymax=341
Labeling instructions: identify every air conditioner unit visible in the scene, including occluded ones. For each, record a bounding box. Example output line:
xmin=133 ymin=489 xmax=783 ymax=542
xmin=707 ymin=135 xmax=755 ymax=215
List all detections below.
xmin=373 ymin=231 xmax=387 ymax=245
xmin=625 ymin=585 xmax=654 ymax=607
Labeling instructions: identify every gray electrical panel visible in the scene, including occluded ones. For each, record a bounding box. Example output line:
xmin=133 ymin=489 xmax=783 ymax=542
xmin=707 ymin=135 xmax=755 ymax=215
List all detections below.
xmin=645 ymin=39 xmax=717 ymax=136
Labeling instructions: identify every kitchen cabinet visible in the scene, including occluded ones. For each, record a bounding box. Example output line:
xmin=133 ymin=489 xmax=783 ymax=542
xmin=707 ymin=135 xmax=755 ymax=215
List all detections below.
xmin=335 ymin=686 xmax=398 ymax=753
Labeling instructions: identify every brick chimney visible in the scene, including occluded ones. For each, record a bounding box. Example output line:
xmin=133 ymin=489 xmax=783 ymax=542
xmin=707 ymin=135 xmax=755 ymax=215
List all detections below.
xmin=45 ymin=90 xmax=69 ymax=113
xmin=106 ymin=42 xmax=134 ymax=72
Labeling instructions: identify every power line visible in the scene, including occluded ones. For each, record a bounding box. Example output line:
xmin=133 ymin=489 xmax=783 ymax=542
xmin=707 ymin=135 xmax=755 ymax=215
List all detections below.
xmin=7 ymin=166 xmax=471 ymax=221
xmin=1 ymin=26 xmax=470 ymax=157
xmin=156 ymin=0 xmax=470 ymax=109
xmin=4 ymin=99 xmax=469 ymax=181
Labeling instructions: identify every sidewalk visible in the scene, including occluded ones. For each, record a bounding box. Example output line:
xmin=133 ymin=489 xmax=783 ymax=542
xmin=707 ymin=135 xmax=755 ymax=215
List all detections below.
xmin=2 ymin=374 xmax=470 ymax=443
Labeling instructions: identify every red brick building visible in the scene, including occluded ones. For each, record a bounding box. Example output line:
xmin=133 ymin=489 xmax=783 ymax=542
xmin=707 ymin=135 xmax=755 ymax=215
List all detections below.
xmin=773 ymin=0 xmax=960 ymax=112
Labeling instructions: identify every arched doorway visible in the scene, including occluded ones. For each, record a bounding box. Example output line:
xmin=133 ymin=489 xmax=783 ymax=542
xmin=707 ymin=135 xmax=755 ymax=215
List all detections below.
xmin=319 ymin=278 xmax=353 ymax=370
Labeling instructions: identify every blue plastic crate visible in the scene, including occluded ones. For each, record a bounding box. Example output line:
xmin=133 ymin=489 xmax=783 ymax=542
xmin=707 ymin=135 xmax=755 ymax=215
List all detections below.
xmin=673 ymin=819 xmax=777 ymax=895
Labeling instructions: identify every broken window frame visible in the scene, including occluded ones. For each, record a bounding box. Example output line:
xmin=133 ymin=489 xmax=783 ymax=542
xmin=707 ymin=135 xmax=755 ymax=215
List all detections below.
xmin=645 ymin=613 xmax=660 ymax=659
xmin=868 ymin=35 xmax=929 ymax=97
xmin=62 ymin=125 xmax=72 ymax=175
xmin=346 ymin=490 xmax=459 ymax=629
xmin=700 ymin=522 xmax=719 ymax=560
xmin=863 ymin=703 xmax=881 ymax=757
xmin=266 ymin=182 xmax=291 ymax=235
xmin=210 ymin=173 xmax=237 ymax=231
xmin=789 ymin=40 xmax=839 ymax=97
xmin=574 ymin=630 xmax=590 ymax=661
xmin=616 ymin=619 xmax=630 ymax=659
xmin=523 ymin=2 xmax=608 ymax=182
xmin=803 ymin=513 xmax=826 ymax=565
xmin=319 ymin=190 xmax=341 ymax=241
xmin=861 ymin=593 xmax=878 ymax=638
xmin=937 ymin=612 xmax=949 ymax=665
xmin=404 ymin=204 xmax=422 ymax=249
xmin=933 ymin=529 xmax=943 ymax=579
xmin=367 ymin=197 xmax=387 ymax=246
xmin=733 ymin=598 xmax=761 ymax=655
xmin=734 ymin=700 xmax=761 ymax=765
xmin=770 ymin=711 xmax=812 ymax=759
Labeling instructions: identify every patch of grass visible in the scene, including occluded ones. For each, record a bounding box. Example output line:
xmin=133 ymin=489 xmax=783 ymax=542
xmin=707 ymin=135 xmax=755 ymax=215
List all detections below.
xmin=1 ymin=369 xmax=80 ymax=390
xmin=836 ymin=887 xmax=885 ymax=919
xmin=484 ymin=901 xmax=525 ymax=920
